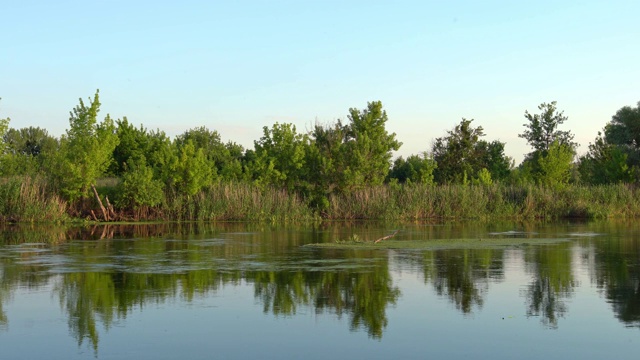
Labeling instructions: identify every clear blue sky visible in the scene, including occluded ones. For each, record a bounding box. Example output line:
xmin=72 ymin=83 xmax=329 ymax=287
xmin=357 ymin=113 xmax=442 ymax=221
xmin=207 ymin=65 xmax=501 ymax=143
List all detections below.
xmin=2 ymin=0 xmax=639 ymax=164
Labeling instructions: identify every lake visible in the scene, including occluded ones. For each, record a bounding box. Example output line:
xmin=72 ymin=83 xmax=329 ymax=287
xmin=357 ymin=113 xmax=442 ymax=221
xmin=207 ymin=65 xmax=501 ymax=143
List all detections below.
xmin=0 ymin=221 xmax=638 ymax=359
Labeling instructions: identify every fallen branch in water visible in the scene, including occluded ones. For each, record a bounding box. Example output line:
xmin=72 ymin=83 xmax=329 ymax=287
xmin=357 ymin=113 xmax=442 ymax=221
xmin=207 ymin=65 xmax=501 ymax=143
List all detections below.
xmin=374 ymin=230 xmax=399 ymax=244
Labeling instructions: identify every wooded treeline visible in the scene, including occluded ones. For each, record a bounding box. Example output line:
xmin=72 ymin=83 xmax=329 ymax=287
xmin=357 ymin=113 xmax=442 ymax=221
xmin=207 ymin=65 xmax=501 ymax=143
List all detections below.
xmin=1 ymin=91 xmax=639 ymax=221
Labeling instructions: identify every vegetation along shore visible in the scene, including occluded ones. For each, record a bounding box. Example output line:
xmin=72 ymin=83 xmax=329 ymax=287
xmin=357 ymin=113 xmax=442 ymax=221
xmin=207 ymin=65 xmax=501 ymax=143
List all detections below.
xmin=1 ymin=91 xmax=639 ymax=222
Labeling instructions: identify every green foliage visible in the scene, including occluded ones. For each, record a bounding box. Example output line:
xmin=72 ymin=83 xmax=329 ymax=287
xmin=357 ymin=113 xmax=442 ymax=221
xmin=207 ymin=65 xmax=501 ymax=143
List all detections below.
xmin=116 ymin=156 xmax=164 ymax=209
xmin=0 ymin=103 xmax=9 ymax=173
xmin=579 ymin=132 xmax=632 ymax=184
xmin=432 ymin=119 xmax=510 ymax=184
xmin=174 ymin=126 xmax=246 ymax=182
xmin=473 ymin=168 xmax=493 ymax=186
xmin=2 ymin=127 xmax=58 ymax=176
xmin=251 ymin=123 xmax=307 ymax=191
xmin=304 ymin=121 xmax=349 ymax=210
xmin=535 ymin=141 xmax=574 ymax=188
xmin=519 ymin=101 xmax=576 ymax=153
xmin=342 ymin=101 xmax=401 ymax=189
xmin=110 ymin=118 xmax=151 ymax=176
xmin=172 ymin=139 xmax=213 ymax=196
xmin=600 ymin=101 xmax=640 ymax=179
xmin=388 ymin=152 xmax=437 ymax=185
xmin=51 ymin=90 xmax=120 ymax=201
xmin=0 ymin=176 xmax=68 ymax=222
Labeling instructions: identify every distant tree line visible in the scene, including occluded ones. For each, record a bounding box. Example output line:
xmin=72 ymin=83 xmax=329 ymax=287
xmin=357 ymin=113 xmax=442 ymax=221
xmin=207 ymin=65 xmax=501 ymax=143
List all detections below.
xmin=1 ymin=91 xmax=639 ymax=216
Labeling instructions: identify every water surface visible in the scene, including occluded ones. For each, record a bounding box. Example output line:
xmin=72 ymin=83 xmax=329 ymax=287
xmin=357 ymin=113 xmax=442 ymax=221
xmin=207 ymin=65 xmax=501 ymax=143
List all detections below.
xmin=0 ymin=221 xmax=638 ymax=359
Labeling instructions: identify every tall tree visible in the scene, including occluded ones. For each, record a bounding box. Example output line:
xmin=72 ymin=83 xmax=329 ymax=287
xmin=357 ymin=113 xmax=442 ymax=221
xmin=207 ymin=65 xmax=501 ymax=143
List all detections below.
xmin=52 ymin=90 xmax=120 ymax=201
xmin=603 ymin=101 xmax=640 ymax=172
xmin=388 ymin=153 xmax=437 ymax=185
xmin=519 ymin=101 xmax=576 ymax=153
xmin=0 ymin=99 xmax=9 ymax=164
xmin=578 ymin=132 xmax=632 ymax=184
xmin=431 ymin=118 xmax=510 ymax=184
xmin=342 ymin=101 xmax=401 ymax=189
xmin=2 ymin=126 xmax=58 ymax=176
xmin=110 ymin=118 xmax=151 ymax=176
xmin=518 ymin=102 xmax=576 ymax=185
xmin=251 ymin=122 xmax=307 ymax=191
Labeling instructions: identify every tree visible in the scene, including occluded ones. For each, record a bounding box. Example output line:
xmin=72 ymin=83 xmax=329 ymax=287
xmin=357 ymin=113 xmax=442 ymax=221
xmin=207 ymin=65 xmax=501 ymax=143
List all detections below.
xmin=536 ymin=141 xmax=574 ymax=188
xmin=115 ymin=155 xmax=164 ymax=210
xmin=110 ymin=118 xmax=151 ymax=176
xmin=431 ymin=118 xmax=511 ymax=184
xmin=432 ymin=119 xmax=485 ymax=184
xmin=251 ymin=123 xmax=307 ymax=191
xmin=519 ymin=101 xmax=576 ymax=153
xmin=303 ymin=121 xmax=350 ymax=210
xmin=0 ymin=99 xmax=9 ymax=171
xmin=578 ymin=132 xmax=632 ymax=184
xmin=175 ymin=126 xmax=245 ymax=182
xmin=603 ymin=101 xmax=640 ymax=174
xmin=171 ymin=139 xmax=212 ymax=196
xmin=518 ymin=102 xmax=576 ymax=185
xmin=52 ymin=90 xmax=119 ymax=201
xmin=388 ymin=153 xmax=437 ymax=185
xmin=342 ymin=101 xmax=401 ymax=189
xmin=2 ymin=126 xmax=58 ymax=176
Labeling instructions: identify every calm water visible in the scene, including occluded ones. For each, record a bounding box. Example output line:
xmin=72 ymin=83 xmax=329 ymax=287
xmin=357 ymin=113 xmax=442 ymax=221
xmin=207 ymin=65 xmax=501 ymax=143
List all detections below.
xmin=0 ymin=221 xmax=638 ymax=359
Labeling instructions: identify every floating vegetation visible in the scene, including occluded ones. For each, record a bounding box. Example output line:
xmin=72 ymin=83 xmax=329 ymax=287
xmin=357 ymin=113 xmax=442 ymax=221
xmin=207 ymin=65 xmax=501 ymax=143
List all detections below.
xmin=306 ymin=237 xmax=574 ymax=250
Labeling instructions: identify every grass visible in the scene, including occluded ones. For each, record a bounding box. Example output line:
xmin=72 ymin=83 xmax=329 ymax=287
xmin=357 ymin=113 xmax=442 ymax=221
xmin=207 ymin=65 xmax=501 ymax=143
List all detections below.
xmin=2 ymin=176 xmax=640 ymax=222
xmin=0 ymin=176 xmax=68 ymax=223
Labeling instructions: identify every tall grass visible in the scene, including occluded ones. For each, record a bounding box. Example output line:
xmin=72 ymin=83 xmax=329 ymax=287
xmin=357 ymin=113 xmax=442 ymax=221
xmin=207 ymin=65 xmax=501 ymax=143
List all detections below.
xmin=0 ymin=176 xmax=68 ymax=223
xmin=163 ymin=182 xmax=317 ymax=222
xmin=2 ymin=176 xmax=639 ymax=222
xmin=325 ymin=183 xmax=640 ymax=220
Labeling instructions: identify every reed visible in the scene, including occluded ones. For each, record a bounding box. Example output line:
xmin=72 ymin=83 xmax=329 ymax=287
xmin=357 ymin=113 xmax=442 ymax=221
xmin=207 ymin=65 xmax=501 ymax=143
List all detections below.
xmin=164 ymin=182 xmax=317 ymax=222
xmin=2 ymin=176 xmax=639 ymax=222
xmin=324 ymin=183 xmax=640 ymax=220
xmin=0 ymin=176 xmax=68 ymax=223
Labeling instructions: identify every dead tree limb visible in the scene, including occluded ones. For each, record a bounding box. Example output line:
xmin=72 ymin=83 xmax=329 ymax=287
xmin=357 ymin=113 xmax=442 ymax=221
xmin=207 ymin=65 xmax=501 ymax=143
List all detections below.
xmin=374 ymin=230 xmax=399 ymax=244
xmin=91 ymin=184 xmax=109 ymax=221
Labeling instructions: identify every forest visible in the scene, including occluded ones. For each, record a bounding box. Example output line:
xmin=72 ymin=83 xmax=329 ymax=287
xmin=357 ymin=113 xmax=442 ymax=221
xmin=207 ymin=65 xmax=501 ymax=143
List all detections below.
xmin=1 ymin=91 xmax=640 ymax=222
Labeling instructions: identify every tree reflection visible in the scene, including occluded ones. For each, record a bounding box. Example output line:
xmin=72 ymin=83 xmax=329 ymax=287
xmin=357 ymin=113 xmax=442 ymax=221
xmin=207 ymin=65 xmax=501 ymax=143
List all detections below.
xmin=523 ymin=243 xmax=576 ymax=328
xmin=422 ymin=248 xmax=504 ymax=313
xmin=0 ymin=223 xmax=400 ymax=354
xmin=251 ymin=254 xmax=400 ymax=338
xmin=593 ymin=235 xmax=640 ymax=327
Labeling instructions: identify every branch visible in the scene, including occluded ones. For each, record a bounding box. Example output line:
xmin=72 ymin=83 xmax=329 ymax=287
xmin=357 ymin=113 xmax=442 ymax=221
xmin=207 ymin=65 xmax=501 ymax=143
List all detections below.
xmin=374 ymin=230 xmax=399 ymax=244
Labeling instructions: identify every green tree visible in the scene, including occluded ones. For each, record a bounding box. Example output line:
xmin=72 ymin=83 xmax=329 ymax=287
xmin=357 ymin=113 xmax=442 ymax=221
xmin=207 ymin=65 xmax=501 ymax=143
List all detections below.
xmin=519 ymin=101 xmax=576 ymax=153
xmin=342 ymin=101 xmax=401 ymax=189
xmin=518 ymin=102 xmax=576 ymax=185
xmin=52 ymin=90 xmax=120 ymax=201
xmin=578 ymin=132 xmax=632 ymax=184
xmin=602 ymin=101 xmax=640 ymax=178
xmin=304 ymin=121 xmax=349 ymax=210
xmin=0 ymin=100 xmax=10 ymax=173
xmin=109 ymin=118 xmax=151 ymax=176
xmin=536 ymin=141 xmax=574 ymax=188
xmin=172 ymin=139 xmax=212 ymax=196
xmin=2 ymin=127 xmax=58 ymax=176
xmin=432 ymin=118 xmax=510 ymax=184
xmin=388 ymin=152 xmax=437 ymax=184
xmin=251 ymin=122 xmax=307 ymax=191
xmin=115 ymin=155 xmax=164 ymax=210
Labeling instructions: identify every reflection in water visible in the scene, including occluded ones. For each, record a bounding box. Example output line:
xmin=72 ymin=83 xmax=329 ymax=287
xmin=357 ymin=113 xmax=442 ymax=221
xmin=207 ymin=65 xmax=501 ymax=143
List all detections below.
xmin=523 ymin=243 xmax=577 ymax=328
xmin=421 ymin=248 xmax=504 ymax=313
xmin=1 ymin=221 xmax=640 ymax=356
xmin=593 ymin=233 xmax=640 ymax=328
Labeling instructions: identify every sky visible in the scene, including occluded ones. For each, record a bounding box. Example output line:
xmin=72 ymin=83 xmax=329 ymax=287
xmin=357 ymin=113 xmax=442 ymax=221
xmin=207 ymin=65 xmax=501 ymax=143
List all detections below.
xmin=2 ymin=0 xmax=639 ymax=164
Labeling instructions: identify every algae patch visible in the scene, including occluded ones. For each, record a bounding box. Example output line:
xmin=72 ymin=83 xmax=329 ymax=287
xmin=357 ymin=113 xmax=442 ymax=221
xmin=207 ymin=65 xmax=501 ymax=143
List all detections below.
xmin=304 ymin=237 xmax=573 ymax=250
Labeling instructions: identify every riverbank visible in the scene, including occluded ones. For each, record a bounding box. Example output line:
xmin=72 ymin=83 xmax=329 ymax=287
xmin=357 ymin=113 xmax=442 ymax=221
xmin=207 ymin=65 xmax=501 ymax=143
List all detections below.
xmin=1 ymin=176 xmax=639 ymax=223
